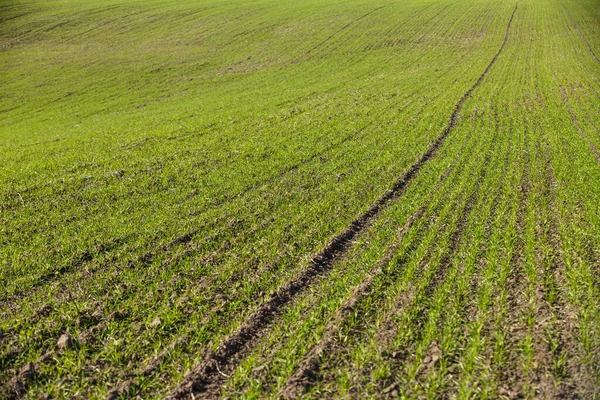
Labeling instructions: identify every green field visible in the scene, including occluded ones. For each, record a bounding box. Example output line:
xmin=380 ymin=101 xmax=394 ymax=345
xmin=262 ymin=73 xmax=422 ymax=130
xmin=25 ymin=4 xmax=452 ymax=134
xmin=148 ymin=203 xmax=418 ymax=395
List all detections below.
xmin=1 ymin=0 xmax=600 ymax=398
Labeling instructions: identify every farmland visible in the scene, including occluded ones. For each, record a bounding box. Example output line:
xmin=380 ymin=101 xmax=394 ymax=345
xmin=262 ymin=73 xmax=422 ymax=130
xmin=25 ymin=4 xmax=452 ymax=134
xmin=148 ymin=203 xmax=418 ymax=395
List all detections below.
xmin=1 ymin=0 xmax=600 ymax=397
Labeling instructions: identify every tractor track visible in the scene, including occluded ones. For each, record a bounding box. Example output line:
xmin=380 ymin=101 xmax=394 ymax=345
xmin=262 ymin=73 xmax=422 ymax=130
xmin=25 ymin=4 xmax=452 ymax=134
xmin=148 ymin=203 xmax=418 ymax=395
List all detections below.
xmin=0 ymin=88 xmax=446 ymax=387
xmin=235 ymin=124 xmax=473 ymax=397
xmin=1 ymin=85 xmax=426 ymax=308
xmin=277 ymin=149 xmax=465 ymax=398
xmin=277 ymin=206 xmax=426 ymax=399
xmin=168 ymin=4 xmax=518 ymax=399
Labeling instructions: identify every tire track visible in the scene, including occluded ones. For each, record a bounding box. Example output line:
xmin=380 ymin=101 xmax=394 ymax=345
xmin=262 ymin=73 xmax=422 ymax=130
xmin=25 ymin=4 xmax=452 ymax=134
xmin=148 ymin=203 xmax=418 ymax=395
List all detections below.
xmin=560 ymin=3 xmax=600 ymax=65
xmin=168 ymin=5 xmax=517 ymax=398
xmin=124 ymin=90 xmax=460 ymax=397
xmin=0 ymin=87 xmax=449 ymax=378
xmin=277 ymin=206 xmax=425 ymax=399
xmin=277 ymin=154 xmax=462 ymax=398
xmin=1 ymin=84 xmax=422 ymax=302
xmin=1 ymin=85 xmax=424 ymax=319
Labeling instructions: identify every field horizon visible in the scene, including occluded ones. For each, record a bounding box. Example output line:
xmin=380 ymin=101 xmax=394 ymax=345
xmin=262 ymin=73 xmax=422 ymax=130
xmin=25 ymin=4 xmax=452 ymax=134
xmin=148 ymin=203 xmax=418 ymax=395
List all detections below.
xmin=1 ymin=0 xmax=599 ymax=398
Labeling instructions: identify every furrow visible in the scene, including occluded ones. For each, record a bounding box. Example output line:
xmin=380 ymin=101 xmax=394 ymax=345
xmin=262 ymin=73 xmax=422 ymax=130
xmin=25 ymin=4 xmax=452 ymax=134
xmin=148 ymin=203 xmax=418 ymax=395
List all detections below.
xmin=1 ymin=84 xmax=430 ymax=309
xmin=168 ymin=5 xmax=518 ymax=398
xmin=277 ymin=206 xmax=426 ymax=399
xmin=277 ymin=153 xmax=461 ymax=398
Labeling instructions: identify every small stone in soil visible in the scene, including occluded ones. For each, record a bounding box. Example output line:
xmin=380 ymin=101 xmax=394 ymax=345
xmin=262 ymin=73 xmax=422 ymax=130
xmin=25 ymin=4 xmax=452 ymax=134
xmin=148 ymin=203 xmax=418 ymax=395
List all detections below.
xmin=57 ymin=333 xmax=75 ymax=350
xmin=20 ymin=362 xmax=37 ymax=380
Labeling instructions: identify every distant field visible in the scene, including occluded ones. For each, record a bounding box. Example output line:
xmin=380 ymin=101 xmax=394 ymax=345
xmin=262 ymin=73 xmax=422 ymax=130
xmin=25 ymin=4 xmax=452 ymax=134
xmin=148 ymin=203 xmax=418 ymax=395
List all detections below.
xmin=1 ymin=0 xmax=599 ymax=398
